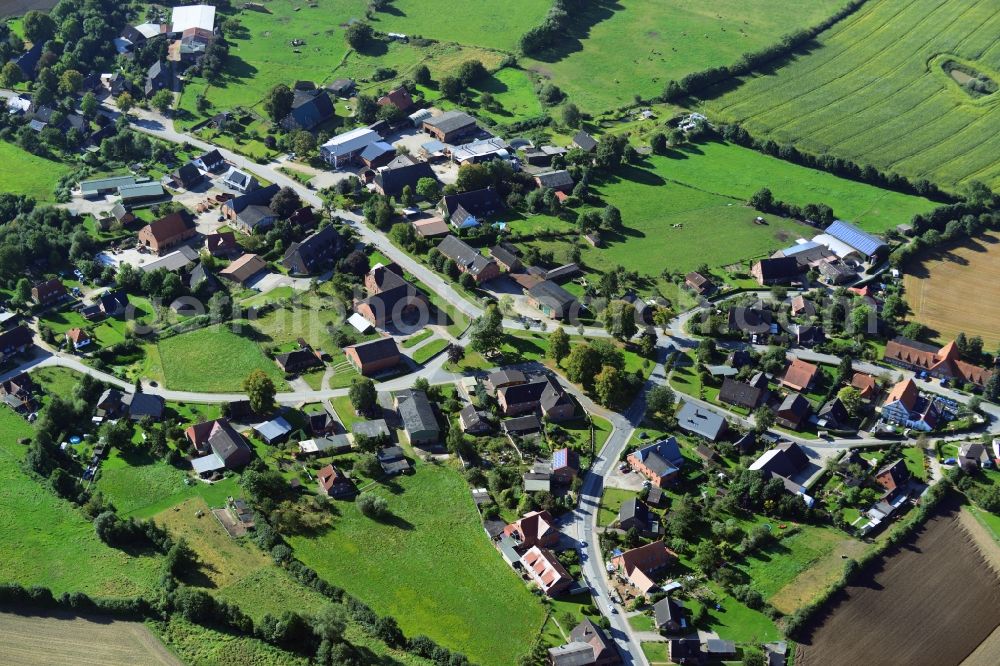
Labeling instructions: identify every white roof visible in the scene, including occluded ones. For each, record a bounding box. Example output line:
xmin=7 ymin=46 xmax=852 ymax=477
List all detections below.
xmin=140 ymin=246 xmax=199 ymax=273
xmin=812 ymin=233 xmax=861 ymax=260
xmin=409 ymin=108 xmax=432 ymax=123
xmin=321 ymin=127 xmax=379 ymax=158
xmin=191 ymin=452 xmax=225 ymax=474
xmin=134 ymin=23 xmax=165 ymax=39
xmin=347 ymin=312 xmax=373 ymax=333
xmin=171 ymin=5 xmax=216 ymax=33
xmin=6 ymin=96 xmax=31 ymax=113
xmin=298 ymin=435 xmax=352 ymax=454
xmin=748 ymin=448 xmax=781 ymax=471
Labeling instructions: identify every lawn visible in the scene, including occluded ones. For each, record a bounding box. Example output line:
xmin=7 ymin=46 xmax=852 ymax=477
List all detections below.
xmin=648 ymin=141 xmax=936 ymax=232
xmin=597 ymin=487 xmax=637 ymax=526
xmin=411 ymin=338 xmax=449 ymax=364
xmin=156 ymin=325 xmax=287 ymax=393
xmin=523 ymin=0 xmax=850 ymax=113
xmin=641 ymin=642 xmax=670 ymax=665
xmin=523 ymin=164 xmax=810 ymax=274
xmin=0 ymin=141 xmax=72 ymax=201
xmin=366 ymin=0 xmax=550 ymax=52
xmin=401 ymin=328 xmax=433 ymax=348
xmin=287 ymin=461 xmax=545 ymax=666
xmin=700 ymin=581 xmax=780 ymax=642
xmin=39 ymin=307 xmax=128 ymax=348
xmin=703 ymin=0 xmax=1000 ymax=191
xmin=0 ymin=409 xmax=164 ymax=598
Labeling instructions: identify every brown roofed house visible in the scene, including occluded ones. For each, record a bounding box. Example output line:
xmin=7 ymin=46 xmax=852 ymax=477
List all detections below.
xmin=521 ymin=546 xmax=573 ymax=597
xmin=884 ymin=337 xmax=994 ymax=387
xmin=851 ymin=372 xmax=878 ymax=400
xmin=317 ymin=464 xmax=356 ymax=498
xmin=66 ymin=327 xmax=92 ymax=350
xmin=781 ymin=358 xmax=819 ymax=392
xmin=874 ymin=458 xmax=910 ymax=498
xmin=611 ymin=541 xmax=676 ymax=594
xmin=205 ymin=231 xmax=239 ymax=257
xmin=138 ymin=212 xmax=196 ymax=255
xmin=31 ymin=278 xmax=67 ymax=305
xmin=685 ymin=271 xmax=715 ymax=295
xmin=503 ymin=510 xmax=559 ymax=552
xmin=345 ymin=337 xmax=401 ymax=376
xmin=220 ymin=253 xmax=267 ymax=285
xmin=377 ymin=85 xmax=414 ymax=113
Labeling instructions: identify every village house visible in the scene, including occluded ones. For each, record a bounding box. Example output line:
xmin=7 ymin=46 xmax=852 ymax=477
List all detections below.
xmin=171 ymin=162 xmax=203 ymax=190
xmin=521 ymin=546 xmax=573 ymax=597
xmin=503 ymin=510 xmax=559 ymax=552
xmin=31 ymin=278 xmax=68 ymax=306
xmin=219 ymin=253 xmax=268 ymax=286
xmin=282 ymin=225 xmax=341 ymax=276
xmin=851 ymin=372 xmax=879 ymax=401
xmin=378 ymin=445 xmax=413 ymax=475
xmin=345 ymin=337 xmax=401 ymax=376
xmin=571 ymin=130 xmax=598 ymax=152
xmin=436 ymin=235 xmax=501 ymax=283
xmin=96 ymin=389 xmax=165 ymax=422
xmin=194 ymin=148 xmax=225 ymax=172
xmin=719 ymin=377 xmax=768 ymax=410
xmin=377 ymin=85 xmax=415 ymax=113
xmin=317 ymin=464 xmax=357 ymax=498
xmin=412 ymin=216 xmax=450 ymax=239
xmin=280 ymin=89 xmax=335 ymax=132
xmin=186 ymin=418 xmax=253 ymax=475
xmin=66 ymin=328 xmax=92 ymax=350
xmin=459 ymin=404 xmax=492 ymax=434
xmin=880 ymin=378 xmax=942 ymax=432
xmin=205 ymin=231 xmax=239 ymax=257
xmin=437 ymin=187 xmax=503 ymax=229
xmin=774 ymin=393 xmax=812 ymax=430
xmin=422 ymin=110 xmax=479 ymax=143
xmin=232 ymin=204 xmax=277 ymax=235
xmin=138 ymin=212 xmax=196 ymax=254
xmin=355 ymin=264 xmax=425 ymax=328
xmin=275 ymin=341 xmax=323 ymax=374
xmin=551 ymin=448 xmax=580 ymax=484
xmin=548 ymin=620 xmax=620 ymax=666
xmin=628 ymin=437 xmax=684 ymax=487
xmin=526 ymin=280 xmax=580 ymax=320
xmin=883 ymin=337 xmax=993 ymax=387
xmin=781 ymin=358 xmax=819 ymax=392
xmin=371 ymin=158 xmax=437 ymax=197
xmin=611 ymin=541 xmax=676 ymax=594
xmin=751 ymin=257 xmax=802 ymax=286
xmin=676 ymin=402 xmax=728 ymax=442
xmin=221 ymin=167 xmax=260 ymax=194
xmin=486 ymin=368 xmax=527 ymax=393
xmin=394 ymin=388 xmax=440 ymax=446
xmin=0 ymin=373 xmax=39 ymax=415
xmin=874 ymin=458 xmax=911 ymax=498
xmin=684 ymin=271 xmax=715 ymax=295
xmin=749 ymin=442 xmax=814 ymax=506
xmin=496 ymin=375 xmax=575 ymax=421
xmin=534 ymin=170 xmax=574 ymax=193
xmin=817 ymin=397 xmax=850 ymax=429
xmin=727 ymin=305 xmax=775 ymax=338
xmin=0 ymin=326 xmax=34 ymax=365
xmin=222 ymin=184 xmax=280 ymax=222
xmin=958 ymin=443 xmax=992 ymax=471
xmin=490 ymin=245 xmax=522 ymax=272
xmin=618 ymin=498 xmax=660 ymax=538
xmin=653 ymin=597 xmax=686 ymax=634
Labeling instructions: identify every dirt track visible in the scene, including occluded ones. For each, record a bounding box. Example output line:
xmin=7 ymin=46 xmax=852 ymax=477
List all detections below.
xmin=797 ymin=499 xmax=1000 ymax=666
xmin=0 ymin=609 xmax=181 ymax=665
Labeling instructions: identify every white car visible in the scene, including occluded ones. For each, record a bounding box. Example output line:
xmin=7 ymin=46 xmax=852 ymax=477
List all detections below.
xmin=605 ymin=604 xmax=617 ymax=615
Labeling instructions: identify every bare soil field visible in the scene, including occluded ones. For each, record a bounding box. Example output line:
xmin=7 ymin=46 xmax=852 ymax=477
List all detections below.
xmin=903 ymin=232 xmax=1000 ymax=348
xmin=0 ymin=609 xmax=180 ymax=665
xmin=0 ymin=0 xmax=58 ymax=18
xmin=796 ymin=499 xmax=1000 ymax=666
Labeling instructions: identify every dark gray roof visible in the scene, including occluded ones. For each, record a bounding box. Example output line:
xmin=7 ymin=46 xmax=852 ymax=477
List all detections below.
xmin=352 ymin=419 xmax=390 ymax=438
xmin=226 ymin=184 xmax=279 ymax=215
xmin=534 ymin=170 xmax=574 ymax=189
xmin=490 ymin=245 xmax=520 ymax=268
xmin=502 ymin=415 xmax=543 ymax=434
xmin=437 ymin=235 xmax=496 ymax=277
xmin=572 ymin=131 xmax=597 ymax=151
xmin=374 ymin=160 xmax=437 ymax=197
xmin=527 ymin=280 xmax=578 ymax=317
xmin=395 ymin=389 xmax=438 ymax=435
xmin=282 ymin=225 xmax=340 ymax=275
xmin=124 ymin=393 xmax=165 ymax=420
xmin=653 ymin=596 xmax=684 ymax=627
xmin=281 ymin=89 xmax=334 ymax=131
xmin=348 ymin=337 xmax=400 ymax=364
xmin=719 ymin=378 xmax=766 ymax=409
xmin=424 ymin=110 xmax=477 ymax=134
xmin=238 ymin=205 xmax=276 ymax=230
xmin=208 ymin=420 xmax=250 ymax=464
xmin=439 ymin=187 xmax=502 ymax=218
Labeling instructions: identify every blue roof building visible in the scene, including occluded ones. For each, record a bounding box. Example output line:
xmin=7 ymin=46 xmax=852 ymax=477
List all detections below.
xmin=823 ymin=220 xmax=887 ymax=260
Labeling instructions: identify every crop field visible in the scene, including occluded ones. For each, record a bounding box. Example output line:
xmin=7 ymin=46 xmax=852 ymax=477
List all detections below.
xmin=366 ymin=0 xmax=550 ymax=52
xmin=522 ymin=167 xmax=809 ymax=274
xmin=0 ymin=141 xmax=72 ymax=202
xmin=156 ymin=325 xmax=287 ymax=393
xmin=0 ymin=410 xmax=164 ymax=598
xmin=796 ymin=500 xmax=1000 ymax=665
xmin=524 ymin=0 xmax=849 ymax=113
xmin=903 ymin=231 xmax=1000 ymax=348
xmin=704 ymin=0 xmax=1000 ymax=191
xmin=0 ymin=610 xmax=180 ymax=666
xmin=649 ymin=141 xmax=936 ymax=232
xmin=288 ymin=462 xmax=545 ymax=666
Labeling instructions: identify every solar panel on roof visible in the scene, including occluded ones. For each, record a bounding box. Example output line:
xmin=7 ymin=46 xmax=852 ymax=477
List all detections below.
xmin=825 ymin=220 xmax=885 ymax=257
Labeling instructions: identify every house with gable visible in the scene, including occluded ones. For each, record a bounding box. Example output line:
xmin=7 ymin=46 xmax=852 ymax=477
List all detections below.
xmin=880 ymin=378 xmax=942 ymax=432
xmin=627 ymin=437 xmax=684 ymax=487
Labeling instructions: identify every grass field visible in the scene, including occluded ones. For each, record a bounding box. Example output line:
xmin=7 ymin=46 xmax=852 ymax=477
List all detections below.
xmin=524 ymin=0 xmax=849 ymax=113
xmin=411 ymin=338 xmax=449 ymax=364
xmin=156 ymin=326 xmax=287 ymax=393
xmin=523 ymin=163 xmax=810 ymax=274
xmin=0 ymin=610 xmax=180 ymax=666
xmin=287 ymin=461 xmax=544 ymax=666
xmin=0 ymin=410 xmax=164 ymax=598
xmin=0 ymin=141 xmax=72 ymax=202
xmin=367 ymin=0 xmax=550 ymax=52
xmin=149 ymin=616 xmax=308 ymax=666
xmin=703 ymin=0 xmax=1000 ymax=191
xmin=597 ymin=487 xmax=637 ymax=526
xmin=903 ymin=231 xmax=1000 ymax=347
xmin=649 ymin=141 xmax=936 ymax=232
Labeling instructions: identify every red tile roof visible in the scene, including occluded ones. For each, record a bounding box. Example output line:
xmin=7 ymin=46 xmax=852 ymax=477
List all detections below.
xmin=781 ymin=358 xmax=819 ymax=392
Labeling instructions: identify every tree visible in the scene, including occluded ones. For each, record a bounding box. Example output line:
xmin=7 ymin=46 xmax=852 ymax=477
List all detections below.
xmin=150 ymin=89 xmax=173 ymax=114
xmin=650 ymin=132 xmax=668 ymax=154
xmin=413 ymin=64 xmax=431 ymax=85
xmin=270 ymin=187 xmax=301 ymax=219
xmin=58 ymin=69 xmax=83 ymax=96
xmin=244 ymin=370 xmax=276 ymax=414
xmin=0 ymin=62 xmax=23 ymax=88
xmin=646 ymin=385 xmax=675 ymax=421
xmin=693 ymin=540 xmax=720 ymax=575
xmin=439 ymin=75 xmax=461 ymax=100
xmin=561 ymin=102 xmax=581 ymax=128
xmin=263 ymin=84 xmax=294 ymax=122
xmin=594 ymin=365 xmax=625 ymax=407
xmin=415 ymin=177 xmax=440 ymax=201
xmin=292 ymin=130 xmax=316 ymax=156
xmin=116 ymin=92 xmax=135 ymax=114
xmin=742 ymin=648 xmax=767 ymax=666
xmin=357 ymin=493 xmax=389 ymax=519
xmin=12 ymin=278 xmax=31 ymax=307
xmin=604 ymin=300 xmax=637 ymax=341
xmin=548 ymin=327 xmax=570 ymax=364
xmin=355 ymin=453 xmax=381 ymax=478
xmin=349 ymin=378 xmax=378 ymax=416
xmin=457 ymin=59 xmax=487 ymax=85
xmin=22 ymin=10 xmax=57 ymax=44
xmin=749 ymin=187 xmax=774 ymax=211
xmin=345 ymin=22 xmax=373 ymax=50
xmin=850 ymin=303 xmax=874 ymax=335
xmin=753 ymin=406 xmax=775 ymax=433
xmin=80 ymin=92 xmax=99 ymax=120
xmin=601 ymin=205 xmax=621 ymax=229
xmin=470 ymin=304 xmax=505 ymax=357
xmin=354 ymin=94 xmax=378 ymax=123
xmin=837 ymin=386 xmax=863 ymax=417
xmin=565 ymin=344 xmax=601 ymax=386
xmin=447 ymin=344 xmax=465 ymax=364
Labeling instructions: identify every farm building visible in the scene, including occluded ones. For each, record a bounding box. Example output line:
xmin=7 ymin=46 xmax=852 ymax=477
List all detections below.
xmin=377 ymin=86 xmax=414 ymax=113
xmin=186 ymin=418 xmax=252 ymax=475
xmin=451 ymin=137 xmax=510 ymax=165
xmin=812 ymin=220 xmax=888 ymax=264
xmin=422 ymin=110 xmax=479 ymax=143
xmin=751 ymin=257 xmax=802 ymax=285
xmin=320 ymin=127 xmax=381 ymax=168
xmin=372 ymin=159 xmax=438 ymax=197
xmin=436 ymin=235 xmax=500 ymax=283
xmin=138 ymin=213 xmax=196 ymax=254
xmin=345 ymin=337 xmax=401 ymax=375
xmin=394 ymin=388 xmax=439 ymax=446
xmin=280 ymin=89 xmax=335 ymax=132
xmin=525 ymin=280 xmax=580 ymax=320
xmin=496 ymin=375 xmax=574 ymax=421
xmin=883 ymin=338 xmax=993 ymax=387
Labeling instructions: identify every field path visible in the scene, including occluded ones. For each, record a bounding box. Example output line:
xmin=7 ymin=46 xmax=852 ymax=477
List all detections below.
xmin=0 ymin=610 xmax=181 ymax=666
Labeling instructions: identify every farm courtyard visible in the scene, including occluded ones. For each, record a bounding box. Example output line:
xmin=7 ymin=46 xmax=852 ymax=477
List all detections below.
xmin=903 ymin=231 xmax=1000 ymax=348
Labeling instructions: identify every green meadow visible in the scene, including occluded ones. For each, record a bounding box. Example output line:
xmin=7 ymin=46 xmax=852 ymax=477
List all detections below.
xmin=156 ymin=326 xmax=287 ymax=393
xmin=0 ymin=141 xmax=72 ymax=202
